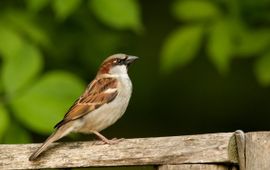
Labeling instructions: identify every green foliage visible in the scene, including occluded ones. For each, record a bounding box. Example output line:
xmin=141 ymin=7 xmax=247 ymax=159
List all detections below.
xmin=2 ymin=43 xmax=42 ymax=97
xmin=53 ymin=0 xmax=82 ymax=20
xmin=26 ymin=0 xmax=50 ymax=12
xmin=0 ymin=25 xmax=23 ymax=59
xmin=161 ymin=0 xmax=270 ymax=85
xmin=90 ymin=0 xmax=142 ymax=32
xmin=207 ymin=20 xmax=233 ymax=74
xmin=0 ymin=0 xmax=269 ymax=145
xmin=172 ymin=0 xmax=221 ymax=21
xmin=3 ymin=10 xmax=50 ymax=47
xmin=0 ymin=104 xmax=9 ymax=140
xmin=11 ymin=72 xmax=84 ymax=134
xmin=236 ymin=28 xmax=270 ymax=57
xmin=0 ymin=0 xmax=144 ymax=143
xmin=255 ymin=52 xmax=270 ymax=86
xmin=3 ymin=123 xmax=31 ymax=144
xmin=161 ymin=25 xmax=204 ymax=73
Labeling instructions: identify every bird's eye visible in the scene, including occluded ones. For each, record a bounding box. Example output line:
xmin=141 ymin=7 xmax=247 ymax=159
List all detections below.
xmin=116 ymin=59 xmax=123 ymax=64
xmin=113 ymin=59 xmax=117 ymax=63
xmin=113 ymin=58 xmax=125 ymax=65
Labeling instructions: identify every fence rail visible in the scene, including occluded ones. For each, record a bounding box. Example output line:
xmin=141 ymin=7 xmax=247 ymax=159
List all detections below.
xmin=0 ymin=131 xmax=269 ymax=170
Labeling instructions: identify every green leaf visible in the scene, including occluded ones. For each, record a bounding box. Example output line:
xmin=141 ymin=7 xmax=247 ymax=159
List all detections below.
xmin=3 ymin=10 xmax=50 ymax=47
xmin=26 ymin=0 xmax=50 ymax=12
xmin=161 ymin=25 xmax=204 ymax=73
xmin=90 ymin=0 xmax=142 ymax=32
xmin=236 ymin=29 xmax=270 ymax=57
xmin=2 ymin=43 xmax=43 ymax=97
xmin=207 ymin=20 xmax=234 ymax=74
xmin=0 ymin=104 xmax=10 ymax=141
xmin=172 ymin=0 xmax=221 ymax=21
xmin=3 ymin=123 xmax=31 ymax=144
xmin=52 ymin=0 xmax=81 ymax=20
xmin=11 ymin=71 xmax=85 ymax=134
xmin=254 ymin=51 xmax=270 ymax=86
xmin=0 ymin=25 xmax=23 ymax=59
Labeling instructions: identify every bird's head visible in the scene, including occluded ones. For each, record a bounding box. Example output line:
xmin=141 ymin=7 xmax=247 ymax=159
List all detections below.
xmin=98 ymin=54 xmax=138 ymax=75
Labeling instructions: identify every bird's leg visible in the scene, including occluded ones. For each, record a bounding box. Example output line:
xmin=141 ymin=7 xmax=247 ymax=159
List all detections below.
xmin=92 ymin=131 xmax=122 ymax=145
xmin=92 ymin=131 xmax=111 ymax=144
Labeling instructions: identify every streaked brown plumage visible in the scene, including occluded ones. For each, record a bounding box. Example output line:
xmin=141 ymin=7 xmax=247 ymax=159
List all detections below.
xmin=29 ymin=54 xmax=138 ymax=161
xmin=54 ymin=77 xmax=118 ymax=128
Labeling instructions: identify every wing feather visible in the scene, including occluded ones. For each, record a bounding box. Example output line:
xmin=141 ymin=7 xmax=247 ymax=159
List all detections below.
xmin=54 ymin=77 xmax=118 ymax=128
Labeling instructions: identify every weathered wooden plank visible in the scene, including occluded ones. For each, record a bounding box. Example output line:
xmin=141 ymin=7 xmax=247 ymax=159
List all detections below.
xmin=158 ymin=164 xmax=238 ymax=170
xmin=0 ymin=133 xmax=236 ymax=169
xmin=234 ymin=130 xmax=245 ymax=170
xmin=246 ymin=132 xmax=270 ymax=170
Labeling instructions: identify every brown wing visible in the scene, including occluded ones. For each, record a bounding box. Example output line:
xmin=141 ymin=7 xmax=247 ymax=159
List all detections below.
xmin=54 ymin=77 xmax=118 ymax=128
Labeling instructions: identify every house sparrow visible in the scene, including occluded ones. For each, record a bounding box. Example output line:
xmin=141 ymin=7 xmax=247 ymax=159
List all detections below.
xmin=29 ymin=54 xmax=138 ymax=161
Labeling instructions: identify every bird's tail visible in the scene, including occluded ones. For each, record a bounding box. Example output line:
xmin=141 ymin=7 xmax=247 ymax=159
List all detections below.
xmin=29 ymin=124 xmax=72 ymax=161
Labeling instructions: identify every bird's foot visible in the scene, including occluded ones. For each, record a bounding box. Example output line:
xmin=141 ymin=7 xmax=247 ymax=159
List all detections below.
xmin=92 ymin=130 xmax=124 ymax=145
xmin=93 ymin=138 xmax=124 ymax=145
xmin=108 ymin=137 xmax=124 ymax=144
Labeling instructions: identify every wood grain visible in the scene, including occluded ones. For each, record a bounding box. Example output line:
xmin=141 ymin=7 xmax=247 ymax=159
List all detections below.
xmin=234 ymin=130 xmax=245 ymax=170
xmin=0 ymin=133 xmax=236 ymax=169
xmin=246 ymin=132 xmax=270 ymax=170
xmin=158 ymin=164 xmax=238 ymax=170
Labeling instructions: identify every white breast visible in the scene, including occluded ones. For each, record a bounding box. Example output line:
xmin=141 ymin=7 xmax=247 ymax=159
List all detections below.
xmin=77 ymin=66 xmax=132 ymax=133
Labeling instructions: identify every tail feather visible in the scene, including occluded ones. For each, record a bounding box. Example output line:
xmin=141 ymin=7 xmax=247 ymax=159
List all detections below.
xmin=29 ymin=124 xmax=72 ymax=161
xmin=29 ymin=131 xmax=59 ymax=161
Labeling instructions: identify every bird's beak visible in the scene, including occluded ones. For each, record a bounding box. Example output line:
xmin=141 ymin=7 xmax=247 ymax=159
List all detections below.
xmin=125 ymin=55 xmax=139 ymax=66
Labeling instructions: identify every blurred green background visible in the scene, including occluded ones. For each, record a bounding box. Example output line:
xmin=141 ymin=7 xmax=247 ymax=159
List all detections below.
xmin=0 ymin=0 xmax=270 ymax=169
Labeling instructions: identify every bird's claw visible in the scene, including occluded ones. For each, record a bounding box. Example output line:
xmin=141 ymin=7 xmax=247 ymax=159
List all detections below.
xmin=93 ymin=137 xmax=124 ymax=145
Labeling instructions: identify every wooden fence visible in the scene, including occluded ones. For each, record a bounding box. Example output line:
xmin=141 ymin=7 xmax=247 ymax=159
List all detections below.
xmin=0 ymin=131 xmax=269 ymax=170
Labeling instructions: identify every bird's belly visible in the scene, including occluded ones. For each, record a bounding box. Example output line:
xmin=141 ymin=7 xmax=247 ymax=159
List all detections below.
xmin=76 ymin=90 xmax=131 ymax=133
